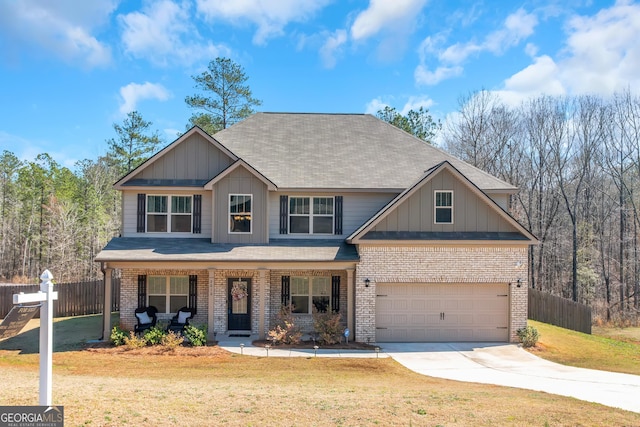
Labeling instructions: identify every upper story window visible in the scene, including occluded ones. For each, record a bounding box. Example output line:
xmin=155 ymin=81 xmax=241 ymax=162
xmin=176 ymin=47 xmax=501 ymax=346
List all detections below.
xmin=434 ymin=190 xmax=453 ymax=224
xmin=229 ymin=194 xmax=252 ymax=233
xmin=289 ymin=196 xmax=334 ymax=234
xmin=147 ymin=195 xmax=192 ymax=232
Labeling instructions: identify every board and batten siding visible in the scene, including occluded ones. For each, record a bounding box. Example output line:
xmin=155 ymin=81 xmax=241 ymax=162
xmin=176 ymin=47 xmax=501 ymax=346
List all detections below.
xmin=121 ymin=190 xmax=212 ymax=237
xmin=372 ymin=169 xmax=519 ymax=234
xmin=134 ymin=132 xmax=234 ymax=181
xmin=268 ymin=191 xmax=396 ymax=240
xmin=213 ymin=167 xmax=268 ymax=244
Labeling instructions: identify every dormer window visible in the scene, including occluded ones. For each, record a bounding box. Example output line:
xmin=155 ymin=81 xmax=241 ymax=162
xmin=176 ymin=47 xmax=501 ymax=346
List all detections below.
xmin=434 ymin=191 xmax=453 ymax=224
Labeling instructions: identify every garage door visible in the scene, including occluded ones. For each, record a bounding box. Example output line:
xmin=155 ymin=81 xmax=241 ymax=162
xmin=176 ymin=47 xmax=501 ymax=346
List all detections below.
xmin=376 ymin=283 xmax=509 ymax=342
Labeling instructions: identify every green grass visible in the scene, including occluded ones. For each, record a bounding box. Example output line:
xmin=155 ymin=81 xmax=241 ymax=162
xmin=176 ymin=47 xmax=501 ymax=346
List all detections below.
xmin=528 ymin=320 xmax=640 ymax=375
xmin=0 ymin=313 xmax=117 ymax=354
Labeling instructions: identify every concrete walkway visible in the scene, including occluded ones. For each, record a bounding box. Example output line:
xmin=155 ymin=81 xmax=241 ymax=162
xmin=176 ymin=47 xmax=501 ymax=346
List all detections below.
xmin=218 ymin=336 xmax=640 ymax=413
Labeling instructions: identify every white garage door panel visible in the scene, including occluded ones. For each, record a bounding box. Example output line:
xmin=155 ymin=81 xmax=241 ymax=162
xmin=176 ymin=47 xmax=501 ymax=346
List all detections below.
xmin=376 ymin=283 xmax=509 ymax=342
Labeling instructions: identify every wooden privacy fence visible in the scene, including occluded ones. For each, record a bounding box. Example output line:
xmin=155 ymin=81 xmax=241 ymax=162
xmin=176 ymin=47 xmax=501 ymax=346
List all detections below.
xmin=0 ymin=279 xmax=120 ymax=319
xmin=528 ymin=287 xmax=591 ymax=334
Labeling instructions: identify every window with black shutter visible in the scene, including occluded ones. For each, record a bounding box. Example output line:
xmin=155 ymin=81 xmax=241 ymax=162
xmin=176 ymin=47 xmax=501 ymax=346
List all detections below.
xmin=192 ymin=195 xmax=202 ymax=234
xmin=189 ymin=275 xmax=198 ymax=312
xmin=137 ymin=275 xmax=147 ymax=307
xmin=137 ymin=194 xmax=146 ymax=232
xmin=331 ymin=275 xmax=340 ymax=312
xmin=334 ymin=196 xmax=343 ymax=235
xmin=279 ymin=195 xmax=288 ymax=234
xmin=281 ymin=275 xmax=290 ymax=306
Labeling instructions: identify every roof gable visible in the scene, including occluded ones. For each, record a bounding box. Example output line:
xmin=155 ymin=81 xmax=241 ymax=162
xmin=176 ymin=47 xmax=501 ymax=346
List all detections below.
xmin=115 ymin=127 xmax=238 ymax=189
xmin=204 ymin=159 xmax=277 ymax=191
xmin=347 ymin=161 xmax=537 ymax=244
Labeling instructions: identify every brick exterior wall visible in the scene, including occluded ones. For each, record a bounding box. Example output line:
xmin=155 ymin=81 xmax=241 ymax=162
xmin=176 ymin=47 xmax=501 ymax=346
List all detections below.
xmin=354 ymin=245 xmax=528 ymax=344
xmin=119 ymin=269 xmax=209 ymax=331
xmin=268 ymin=270 xmax=348 ymax=333
xmin=118 ymin=267 xmax=348 ymax=339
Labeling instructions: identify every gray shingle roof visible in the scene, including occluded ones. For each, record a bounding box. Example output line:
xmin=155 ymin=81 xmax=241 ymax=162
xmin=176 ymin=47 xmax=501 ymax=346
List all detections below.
xmin=212 ymin=113 xmax=516 ymax=191
xmin=94 ymin=238 xmax=358 ymax=262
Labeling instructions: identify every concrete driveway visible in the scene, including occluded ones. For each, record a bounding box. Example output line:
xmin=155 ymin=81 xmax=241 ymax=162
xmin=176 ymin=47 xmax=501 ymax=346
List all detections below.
xmin=381 ymin=343 xmax=640 ymax=413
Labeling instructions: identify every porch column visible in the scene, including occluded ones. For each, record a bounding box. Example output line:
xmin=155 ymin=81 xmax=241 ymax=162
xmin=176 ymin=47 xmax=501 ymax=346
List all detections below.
xmin=207 ymin=268 xmax=216 ymax=340
xmin=347 ymin=268 xmax=354 ymax=338
xmin=102 ymin=267 xmax=113 ymax=341
xmin=258 ymin=268 xmax=267 ymax=339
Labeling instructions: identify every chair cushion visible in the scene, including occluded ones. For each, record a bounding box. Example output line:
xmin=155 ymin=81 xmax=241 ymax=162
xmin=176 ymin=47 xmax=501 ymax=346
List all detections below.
xmin=177 ymin=310 xmax=191 ymax=324
xmin=136 ymin=311 xmax=152 ymax=324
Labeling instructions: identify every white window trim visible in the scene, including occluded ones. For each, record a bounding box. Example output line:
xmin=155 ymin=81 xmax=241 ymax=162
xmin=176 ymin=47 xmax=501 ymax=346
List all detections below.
xmin=290 ymin=276 xmax=331 ymax=314
xmin=229 ymin=194 xmax=253 ymax=234
xmin=146 ymin=194 xmax=193 ymax=233
xmin=434 ymin=190 xmax=454 ymax=224
xmin=147 ymin=276 xmax=189 ymax=314
xmin=288 ymin=196 xmax=335 ymax=235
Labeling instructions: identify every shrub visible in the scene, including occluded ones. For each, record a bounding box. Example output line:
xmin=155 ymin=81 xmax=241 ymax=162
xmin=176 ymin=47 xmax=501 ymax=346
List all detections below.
xmin=143 ymin=326 xmax=166 ymax=345
xmin=110 ymin=325 xmax=128 ymax=346
xmin=313 ymin=309 xmax=344 ymax=345
xmin=517 ymin=326 xmax=539 ymax=348
xmin=268 ymin=304 xmax=302 ymax=345
xmin=184 ymin=324 xmax=207 ymax=346
xmin=123 ymin=331 xmax=147 ymax=349
xmin=161 ymin=330 xmax=184 ymax=349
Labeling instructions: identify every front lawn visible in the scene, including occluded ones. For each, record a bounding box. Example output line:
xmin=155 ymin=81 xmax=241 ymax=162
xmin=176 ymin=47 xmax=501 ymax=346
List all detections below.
xmin=528 ymin=320 xmax=640 ymax=375
xmin=0 ymin=315 xmax=638 ymax=426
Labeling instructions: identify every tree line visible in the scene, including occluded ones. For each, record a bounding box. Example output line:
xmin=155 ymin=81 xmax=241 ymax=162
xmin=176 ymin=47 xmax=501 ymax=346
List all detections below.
xmin=444 ymin=89 xmax=640 ymax=322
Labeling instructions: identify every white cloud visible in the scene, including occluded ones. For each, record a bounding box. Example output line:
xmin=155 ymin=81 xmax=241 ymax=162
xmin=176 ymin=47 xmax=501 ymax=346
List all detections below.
xmin=365 ymin=98 xmax=388 ymax=114
xmin=415 ymin=8 xmax=537 ymax=86
xmin=319 ymin=29 xmax=347 ymax=68
xmin=494 ymin=1 xmax=640 ymax=104
xmin=119 ymin=0 xmax=227 ymax=66
xmin=414 ymin=64 xmax=463 ymax=85
xmin=350 ymin=0 xmax=428 ymax=41
xmin=365 ymin=96 xmax=435 ymax=115
xmin=0 ymin=0 xmax=115 ymax=67
xmin=196 ymin=0 xmax=331 ymax=45
xmin=119 ymin=82 xmax=171 ymax=114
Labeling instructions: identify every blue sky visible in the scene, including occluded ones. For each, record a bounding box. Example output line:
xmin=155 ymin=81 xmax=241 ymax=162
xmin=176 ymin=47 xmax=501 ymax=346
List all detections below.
xmin=1 ymin=0 xmax=639 ymax=169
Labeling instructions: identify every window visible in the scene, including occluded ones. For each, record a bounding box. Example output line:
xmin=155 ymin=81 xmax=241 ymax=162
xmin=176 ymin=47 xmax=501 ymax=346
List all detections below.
xmin=290 ymin=276 xmax=331 ymax=313
xmin=146 ymin=195 xmax=192 ymax=232
xmin=434 ymin=191 xmax=453 ymax=224
xmin=147 ymin=276 xmax=189 ymax=313
xmin=229 ymin=194 xmax=252 ymax=233
xmin=289 ymin=197 xmax=334 ymax=234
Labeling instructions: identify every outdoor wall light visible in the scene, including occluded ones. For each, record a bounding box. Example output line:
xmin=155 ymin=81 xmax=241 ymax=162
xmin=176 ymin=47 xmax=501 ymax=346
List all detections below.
xmin=365 ymin=278 xmax=370 ymax=287
xmin=516 ymin=278 xmax=522 ymax=288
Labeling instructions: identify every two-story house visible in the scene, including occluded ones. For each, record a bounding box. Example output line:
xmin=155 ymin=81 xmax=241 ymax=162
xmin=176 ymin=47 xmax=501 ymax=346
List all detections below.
xmin=95 ymin=112 xmax=537 ymax=344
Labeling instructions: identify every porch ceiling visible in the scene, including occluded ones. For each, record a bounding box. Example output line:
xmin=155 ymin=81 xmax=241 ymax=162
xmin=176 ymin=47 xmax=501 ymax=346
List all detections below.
xmin=94 ymin=238 xmax=358 ymax=263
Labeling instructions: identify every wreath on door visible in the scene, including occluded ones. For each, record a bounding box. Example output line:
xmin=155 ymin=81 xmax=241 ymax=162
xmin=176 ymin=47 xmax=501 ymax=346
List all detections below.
xmin=231 ymin=281 xmax=248 ymax=301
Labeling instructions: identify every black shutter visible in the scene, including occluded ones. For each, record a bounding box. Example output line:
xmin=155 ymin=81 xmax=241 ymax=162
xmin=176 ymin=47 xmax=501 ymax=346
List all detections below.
xmin=331 ymin=275 xmax=340 ymax=312
xmin=281 ymin=275 xmax=290 ymax=306
xmin=279 ymin=195 xmax=288 ymax=234
xmin=189 ymin=275 xmax=198 ymax=312
xmin=137 ymin=194 xmax=146 ymax=232
xmin=334 ymin=196 xmax=343 ymax=235
xmin=192 ymin=195 xmax=202 ymax=234
xmin=137 ymin=275 xmax=147 ymax=307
